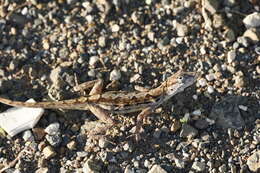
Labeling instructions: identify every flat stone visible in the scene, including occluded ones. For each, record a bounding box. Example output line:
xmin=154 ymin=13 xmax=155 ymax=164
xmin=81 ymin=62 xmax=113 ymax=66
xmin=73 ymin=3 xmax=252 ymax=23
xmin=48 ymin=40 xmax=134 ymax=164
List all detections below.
xmin=35 ymin=167 xmax=49 ymax=173
xmin=45 ymin=122 xmax=60 ymax=135
xmin=83 ymin=159 xmax=102 ymax=173
xmin=180 ymin=124 xmax=198 ymax=138
xmin=110 ymin=69 xmax=121 ymax=81
xmin=243 ymin=28 xmax=260 ymax=42
xmin=227 ymin=50 xmax=236 ymax=63
xmin=42 ymin=146 xmax=56 ymax=159
xmin=191 ymin=161 xmax=206 ymax=172
xmin=202 ymin=0 xmax=220 ymax=14
xmin=209 ymin=96 xmax=246 ymax=129
xmin=243 ymin=12 xmax=260 ymax=28
xmin=147 ymin=165 xmax=168 ymax=173
xmin=247 ymin=150 xmax=260 ymax=172
xmin=173 ymin=21 xmax=189 ymax=37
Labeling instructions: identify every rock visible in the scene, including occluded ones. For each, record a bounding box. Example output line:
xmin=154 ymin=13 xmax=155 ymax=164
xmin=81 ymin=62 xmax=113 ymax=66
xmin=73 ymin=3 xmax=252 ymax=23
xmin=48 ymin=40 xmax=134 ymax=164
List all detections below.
xmin=202 ymin=0 xmax=220 ymax=14
xmin=83 ymin=159 xmax=102 ymax=173
xmin=22 ymin=130 xmax=34 ymax=142
xmin=205 ymin=73 xmax=215 ymax=81
xmin=89 ymin=56 xmax=99 ymax=67
xmin=110 ymin=69 xmax=121 ymax=81
xmin=98 ymin=36 xmax=106 ymax=47
xmin=198 ymin=78 xmax=207 ymax=87
xmin=49 ymin=67 xmax=62 ymax=85
xmin=170 ymin=119 xmax=181 ymax=132
xmin=174 ymin=158 xmax=185 ymax=168
xmin=207 ymin=85 xmax=214 ymax=94
xmin=45 ymin=123 xmax=60 ymax=135
xmin=224 ymin=28 xmax=236 ymax=42
xmin=173 ymin=21 xmax=189 ymax=37
xmin=243 ymin=28 xmax=260 ymax=42
xmin=42 ymin=146 xmax=56 ymax=159
xmin=147 ymin=165 xmax=168 ymax=173
xmin=218 ymin=164 xmax=227 ymax=172
xmin=67 ymin=140 xmax=77 ymax=150
xmin=243 ymin=12 xmax=260 ymax=28
xmin=153 ymin=127 xmax=163 ymax=138
xmin=111 ymin=24 xmax=120 ymax=32
xmin=98 ymin=137 xmax=109 ymax=148
xmin=192 ymin=109 xmax=202 ymax=116
xmin=227 ymin=50 xmax=236 ymax=63
xmin=195 ymin=118 xmax=210 ymax=129
xmin=46 ymin=134 xmax=61 ymax=147
xmin=233 ymin=75 xmax=245 ymax=88
xmin=191 ymin=161 xmax=206 ymax=172
xmin=124 ymin=165 xmax=135 ymax=173
xmin=180 ymin=124 xmax=198 ymax=138
xmin=237 ymin=36 xmax=251 ymax=47
xmin=209 ymin=96 xmax=246 ymax=129
xmin=247 ymin=150 xmax=260 ymax=172
xmin=35 ymin=167 xmax=49 ymax=173
xmin=32 ymin=128 xmax=46 ymax=140
xmin=213 ymin=14 xmax=224 ymax=28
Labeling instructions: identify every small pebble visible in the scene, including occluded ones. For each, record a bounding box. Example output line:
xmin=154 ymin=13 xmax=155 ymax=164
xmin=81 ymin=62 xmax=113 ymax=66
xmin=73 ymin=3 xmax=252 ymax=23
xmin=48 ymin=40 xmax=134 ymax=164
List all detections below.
xmin=45 ymin=134 xmax=61 ymax=147
xmin=205 ymin=73 xmax=215 ymax=81
xmin=207 ymin=85 xmax=214 ymax=94
xmin=148 ymin=164 xmax=167 ymax=173
xmin=198 ymin=78 xmax=207 ymax=87
xmin=238 ymin=105 xmax=248 ymax=111
xmin=192 ymin=109 xmax=202 ymax=116
xmin=191 ymin=161 xmax=206 ymax=172
xmin=89 ymin=56 xmax=99 ymax=67
xmin=243 ymin=12 xmax=260 ymax=28
xmin=111 ymin=24 xmax=120 ymax=32
xmin=22 ymin=130 xmax=34 ymax=142
xmin=42 ymin=146 xmax=56 ymax=159
xmin=98 ymin=137 xmax=109 ymax=148
xmin=67 ymin=140 xmax=77 ymax=150
xmin=227 ymin=50 xmax=236 ymax=63
xmin=45 ymin=123 xmax=60 ymax=135
xmin=110 ymin=69 xmax=121 ymax=81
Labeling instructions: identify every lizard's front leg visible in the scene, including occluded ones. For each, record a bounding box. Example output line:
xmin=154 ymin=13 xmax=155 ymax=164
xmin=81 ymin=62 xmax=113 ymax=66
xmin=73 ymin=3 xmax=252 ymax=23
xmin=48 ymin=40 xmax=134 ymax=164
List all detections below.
xmin=86 ymin=79 xmax=116 ymax=134
xmin=134 ymin=107 xmax=153 ymax=141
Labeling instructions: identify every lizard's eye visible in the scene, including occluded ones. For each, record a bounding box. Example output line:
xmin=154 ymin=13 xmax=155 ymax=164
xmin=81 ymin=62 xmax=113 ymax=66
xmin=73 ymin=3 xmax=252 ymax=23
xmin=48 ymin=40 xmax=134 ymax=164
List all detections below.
xmin=178 ymin=76 xmax=184 ymax=82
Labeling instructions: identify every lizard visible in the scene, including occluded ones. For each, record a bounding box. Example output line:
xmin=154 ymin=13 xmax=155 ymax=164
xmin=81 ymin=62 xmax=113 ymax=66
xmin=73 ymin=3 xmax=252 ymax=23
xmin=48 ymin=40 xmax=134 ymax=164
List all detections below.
xmin=0 ymin=70 xmax=198 ymax=138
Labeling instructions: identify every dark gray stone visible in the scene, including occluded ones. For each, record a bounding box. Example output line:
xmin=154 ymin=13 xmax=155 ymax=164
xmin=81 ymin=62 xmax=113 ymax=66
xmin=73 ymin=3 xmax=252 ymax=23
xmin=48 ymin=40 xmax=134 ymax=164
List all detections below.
xmin=209 ymin=96 xmax=246 ymax=129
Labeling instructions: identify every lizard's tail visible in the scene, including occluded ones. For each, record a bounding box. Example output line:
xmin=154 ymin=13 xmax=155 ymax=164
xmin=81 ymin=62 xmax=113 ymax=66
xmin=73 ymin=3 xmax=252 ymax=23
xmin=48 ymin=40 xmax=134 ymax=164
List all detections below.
xmin=0 ymin=97 xmax=89 ymax=110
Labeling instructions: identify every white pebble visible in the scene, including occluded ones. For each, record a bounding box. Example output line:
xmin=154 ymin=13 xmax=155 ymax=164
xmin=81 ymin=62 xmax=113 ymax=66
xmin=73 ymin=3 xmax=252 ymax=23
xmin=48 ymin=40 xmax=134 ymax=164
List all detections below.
xmin=192 ymin=109 xmax=202 ymax=116
xmin=130 ymin=74 xmax=140 ymax=83
xmin=238 ymin=105 xmax=248 ymax=111
xmin=111 ymin=24 xmax=120 ymax=32
xmin=221 ymin=64 xmax=227 ymax=71
xmin=200 ymin=47 xmax=207 ymax=55
xmin=192 ymin=95 xmax=198 ymax=100
xmin=207 ymin=85 xmax=214 ymax=94
xmin=243 ymin=12 xmax=260 ymax=28
xmin=176 ymin=37 xmax=183 ymax=44
xmin=227 ymin=50 xmax=236 ymax=63
xmin=45 ymin=122 xmax=60 ymax=135
xmin=198 ymin=78 xmax=207 ymax=87
xmin=205 ymin=73 xmax=215 ymax=81
xmin=89 ymin=56 xmax=99 ymax=66
xmin=110 ymin=69 xmax=121 ymax=81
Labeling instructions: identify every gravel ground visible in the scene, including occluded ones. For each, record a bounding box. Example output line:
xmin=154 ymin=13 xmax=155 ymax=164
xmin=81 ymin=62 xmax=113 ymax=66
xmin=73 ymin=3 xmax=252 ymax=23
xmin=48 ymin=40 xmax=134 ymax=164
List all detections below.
xmin=0 ymin=0 xmax=260 ymax=172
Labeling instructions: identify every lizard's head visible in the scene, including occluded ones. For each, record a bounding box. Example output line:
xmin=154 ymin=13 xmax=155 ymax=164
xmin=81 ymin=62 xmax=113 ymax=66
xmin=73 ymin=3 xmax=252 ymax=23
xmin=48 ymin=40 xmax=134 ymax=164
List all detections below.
xmin=165 ymin=70 xmax=198 ymax=95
